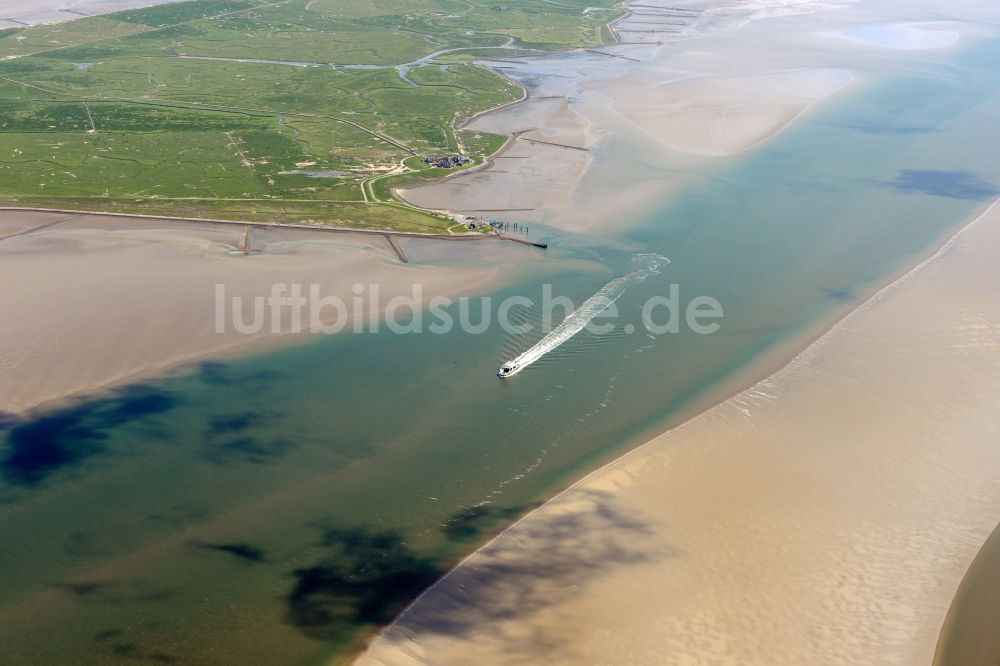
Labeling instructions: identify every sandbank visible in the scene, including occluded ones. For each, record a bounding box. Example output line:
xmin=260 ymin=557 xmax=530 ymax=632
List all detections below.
xmin=0 ymin=211 xmax=530 ymax=416
xmin=357 ymin=201 xmax=1000 ymax=666
xmin=599 ymin=68 xmax=853 ymax=157
xmin=822 ymin=23 xmax=962 ymax=50
xmin=399 ymin=97 xmax=593 ymax=225
xmin=406 ymin=1 xmax=848 ymax=229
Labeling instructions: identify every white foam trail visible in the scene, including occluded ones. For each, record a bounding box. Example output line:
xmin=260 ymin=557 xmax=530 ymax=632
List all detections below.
xmin=502 ymin=254 xmax=669 ymax=376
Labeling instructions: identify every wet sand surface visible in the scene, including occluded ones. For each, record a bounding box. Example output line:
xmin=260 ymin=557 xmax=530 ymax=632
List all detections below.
xmin=3 ymin=0 xmax=1000 ymax=663
xmin=1 ymin=1 xmax=185 ymax=27
xmin=597 ymin=68 xmax=853 ymax=157
xmin=0 ymin=211 xmax=532 ymax=416
xmin=399 ymin=97 xmax=593 ymax=226
xmin=400 ymin=0 xmax=862 ymax=233
xmin=357 ymin=202 xmax=1000 ymax=666
xmin=934 ymin=519 xmax=1000 ymax=666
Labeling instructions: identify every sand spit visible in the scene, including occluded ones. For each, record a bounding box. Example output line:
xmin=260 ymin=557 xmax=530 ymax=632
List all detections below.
xmin=0 ymin=212 xmax=527 ymax=416
xmin=600 ymin=68 xmax=853 ymax=157
xmin=357 ymin=202 xmax=1000 ymax=666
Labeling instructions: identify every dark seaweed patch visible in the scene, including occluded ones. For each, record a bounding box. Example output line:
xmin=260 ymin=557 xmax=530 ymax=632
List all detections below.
xmin=886 ymin=169 xmax=1000 ymax=200
xmin=0 ymin=387 xmax=176 ymax=486
xmin=284 ymin=491 xmax=664 ymax=657
xmin=55 ymin=580 xmax=114 ymax=597
xmin=441 ymin=503 xmax=534 ymax=542
xmin=821 ymin=287 xmax=857 ymax=303
xmin=377 ymin=490 xmax=664 ymax=660
xmin=190 ymin=541 xmax=267 ymax=563
xmin=205 ymin=410 xmax=274 ymax=436
xmin=285 ymin=528 xmax=439 ymax=639
xmin=110 ymin=642 xmax=177 ymax=663
xmin=205 ymin=435 xmax=293 ymax=464
xmin=201 ymin=408 xmax=292 ymax=463
xmin=195 ymin=361 xmax=283 ymax=387
xmin=96 ymin=627 xmax=176 ymax=662
xmin=95 ymin=628 xmax=124 ymax=642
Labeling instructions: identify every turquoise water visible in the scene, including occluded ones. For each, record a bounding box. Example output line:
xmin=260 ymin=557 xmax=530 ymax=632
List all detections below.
xmin=2 ymin=25 xmax=1000 ymax=666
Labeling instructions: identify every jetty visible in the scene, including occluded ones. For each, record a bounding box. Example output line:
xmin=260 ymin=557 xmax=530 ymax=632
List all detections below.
xmin=0 ymin=208 xmax=549 ymax=252
xmin=241 ymin=226 xmax=254 ymax=254
xmin=384 ymin=234 xmax=410 ymax=263
xmin=515 ymin=136 xmax=589 ymax=151
xmin=0 ymin=215 xmax=71 ymax=243
xmin=496 ymin=230 xmax=547 ymax=249
xmin=583 ymin=49 xmax=641 ymax=62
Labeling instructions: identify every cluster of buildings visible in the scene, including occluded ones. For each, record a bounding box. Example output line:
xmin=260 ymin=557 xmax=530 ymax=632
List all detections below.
xmin=424 ymin=155 xmax=471 ymax=169
xmin=464 ymin=217 xmax=492 ymax=230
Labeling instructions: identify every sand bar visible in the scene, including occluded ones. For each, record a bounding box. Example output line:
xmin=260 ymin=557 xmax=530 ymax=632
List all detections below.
xmin=598 ymin=68 xmax=853 ymax=157
xmin=409 ymin=0 xmax=845 ymax=231
xmin=822 ymin=22 xmax=962 ymax=50
xmin=357 ymin=201 xmax=1000 ymax=665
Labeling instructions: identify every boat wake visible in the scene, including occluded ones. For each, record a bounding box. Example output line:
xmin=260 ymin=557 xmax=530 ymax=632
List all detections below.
xmin=499 ymin=254 xmax=669 ymax=377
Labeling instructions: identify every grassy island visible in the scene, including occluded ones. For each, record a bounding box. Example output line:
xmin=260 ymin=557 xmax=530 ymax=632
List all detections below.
xmin=0 ymin=0 xmax=620 ymax=232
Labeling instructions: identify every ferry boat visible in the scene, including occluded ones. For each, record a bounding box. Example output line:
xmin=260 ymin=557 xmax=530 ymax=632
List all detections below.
xmin=497 ymin=361 xmax=520 ymax=378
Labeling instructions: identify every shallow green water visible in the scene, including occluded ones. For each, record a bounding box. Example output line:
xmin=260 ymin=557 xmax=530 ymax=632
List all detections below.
xmin=2 ymin=16 xmax=1000 ymax=666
